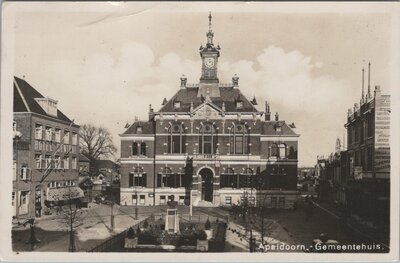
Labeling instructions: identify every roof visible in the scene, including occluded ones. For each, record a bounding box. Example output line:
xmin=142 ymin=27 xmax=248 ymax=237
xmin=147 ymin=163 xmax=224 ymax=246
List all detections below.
xmin=123 ymin=121 xmax=154 ymax=135
xmin=158 ymin=86 xmax=259 ymax=113
xmin=13 ymin=76 xmax=77 ymax=125
xmin=262 ymin=121 xmax=297 ymax=136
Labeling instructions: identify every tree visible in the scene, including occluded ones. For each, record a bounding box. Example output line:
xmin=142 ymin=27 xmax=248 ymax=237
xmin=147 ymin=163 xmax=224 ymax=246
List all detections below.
xmin=58 ymin=187 xmax=84 ymax=252
xmin=79 ymin=124 xmax=117 ymax=174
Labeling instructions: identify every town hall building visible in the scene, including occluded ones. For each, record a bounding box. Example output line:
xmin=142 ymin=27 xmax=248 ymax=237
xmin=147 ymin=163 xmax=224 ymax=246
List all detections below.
xmin=119 ymin=13 xmax=299 ymax=208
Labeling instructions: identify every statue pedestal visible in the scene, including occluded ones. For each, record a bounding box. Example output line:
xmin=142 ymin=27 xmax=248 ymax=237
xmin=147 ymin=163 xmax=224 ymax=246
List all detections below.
xmin=165 ymin=208 xmax=179 ymax=233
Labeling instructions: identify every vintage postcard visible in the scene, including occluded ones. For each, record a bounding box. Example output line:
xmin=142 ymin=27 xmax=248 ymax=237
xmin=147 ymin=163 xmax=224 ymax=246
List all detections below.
xmin=1 ymin=1 xmax=399 ymax=261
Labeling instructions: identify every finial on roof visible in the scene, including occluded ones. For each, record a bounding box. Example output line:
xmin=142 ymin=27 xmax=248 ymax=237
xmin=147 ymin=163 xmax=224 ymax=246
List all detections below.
xmin=251 ymin=96 xmax=258 ymax=105
xmin=208 ymin=11 xmax=212 ymax=31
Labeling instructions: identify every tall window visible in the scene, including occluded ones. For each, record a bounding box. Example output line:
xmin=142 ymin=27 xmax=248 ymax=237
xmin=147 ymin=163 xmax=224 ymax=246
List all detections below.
xmin=35 ymin=124 xmax=43 ymax=140
xmin=168 ymin=124 xmax=185 ymax=154
xmin=140 ymin=142 xmax=146 ymax=156
xmin=72 ymin=157 xmax=77 ymax=170
xmin=240 ymin=168 xmax=254 ymax=188
xmin=63 ymin=157 xmax=69 ymax=169
xmin=13 ymin=122 xmax=17 ymax=132
xmin=72 ymin=132 xmax=78 ymax=145
xmin=270 ymin=143 xmax=279 ymax=157
xmin=64 ymin=130 xmax=70 ymax=144
xmin=220 ymin=168 xmax=238 ymax=188
xmin=45 ymin=127 xmax=52 ymax=141
xmin=279 ymin=144 xmax=287 ymax=158
xmin=270 ymin=143 xmax=286 ymax=158
xmin=157 ymin=167 xmax=182 ymax=188
xmin=131 ymin=142 xmax=146 ymax=156
xmin=55 ymin=129 xmax=61 ymax=143
xmin=199 ymin=123 xmax=217 ymax=154
xmin=132 ymin=142 xmax=138 ymax=156
xmin=35 ymin=154 xmax=42 ymax=169
xmin=229 ymin=124 xmax=249 ymax=154
xmin=129 ymin=167 xmax=147 ymax=187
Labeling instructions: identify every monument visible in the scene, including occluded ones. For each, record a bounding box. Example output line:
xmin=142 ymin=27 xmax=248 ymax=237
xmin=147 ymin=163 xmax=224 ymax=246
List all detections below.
xmin=165 ymin=195 xmax=179 ymax=233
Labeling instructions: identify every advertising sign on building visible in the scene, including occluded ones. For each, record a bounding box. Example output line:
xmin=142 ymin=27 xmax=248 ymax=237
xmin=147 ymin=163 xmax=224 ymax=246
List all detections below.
xmin=374 ymin=94 xmax=390 ymax=176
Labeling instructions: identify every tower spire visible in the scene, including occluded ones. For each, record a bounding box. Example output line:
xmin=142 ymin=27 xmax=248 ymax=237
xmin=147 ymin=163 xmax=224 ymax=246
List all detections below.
xmin=208 ymin=11 xmax=212 ymax=31
xmin=206 ymin=12 xmax=214 ymax=46
xmin=361 ymin=67 xmax=365 ymax=104
xmin=367 ymin=61 xmax=371 ymax=99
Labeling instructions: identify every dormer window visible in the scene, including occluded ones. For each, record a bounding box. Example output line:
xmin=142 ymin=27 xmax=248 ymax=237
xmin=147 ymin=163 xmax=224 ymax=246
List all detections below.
xmin=236 ymin=101 xmax=243 ymax=109
xmin=136 ymin=126 xmax=143 ymax=133
xmin=174 ymin=101 xmax=181 ymax=109
xmin=35 ymin=97 xmax=58 ymax=116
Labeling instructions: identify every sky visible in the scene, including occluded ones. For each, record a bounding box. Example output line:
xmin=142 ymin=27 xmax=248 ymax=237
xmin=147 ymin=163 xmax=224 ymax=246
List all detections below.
xmin=12 ymin=3 xmax=393 ymax=166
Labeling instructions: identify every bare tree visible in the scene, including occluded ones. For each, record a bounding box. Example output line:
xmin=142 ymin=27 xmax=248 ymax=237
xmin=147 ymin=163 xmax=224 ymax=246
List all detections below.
xmin=80 ymin=124 xmax=117 ymax=174
xmin=58 ymin=187 xmax=84 ymax=252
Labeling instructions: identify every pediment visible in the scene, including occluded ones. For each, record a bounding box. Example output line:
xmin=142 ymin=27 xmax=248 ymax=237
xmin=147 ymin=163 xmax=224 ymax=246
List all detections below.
xmin=192 ymin=102 xmax=222 ymax=118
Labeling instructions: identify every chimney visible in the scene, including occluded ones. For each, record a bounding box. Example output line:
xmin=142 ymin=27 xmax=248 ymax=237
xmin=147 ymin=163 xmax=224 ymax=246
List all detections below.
xmin=347 ymin=108 xmax=353 ymax=117
xmin=265 ymin=101 xmax=271 ymax=121
xmin=353 ymin=103 xmax=359 ymax=113
xmin=180 ymin=75 xmax=187 ymax=88
xmin=232 ymin=74 xmax=239 ymax=87
xmin=374 ymin=85 xmax=381 ymax=98
xmin=148 ymin=104 xmax=154 ymax=121
xmin=275 ymin=112 xmax=279 ymax=121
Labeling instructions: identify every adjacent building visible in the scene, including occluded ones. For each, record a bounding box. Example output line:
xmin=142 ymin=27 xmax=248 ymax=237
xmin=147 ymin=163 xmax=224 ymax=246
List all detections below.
xmin=119 ymin=14 xmax=299 ymax=208
xmin=317 ymin=64 xmax=390 ymax=227
xmin=345 ymin=76 xmax=390 ymax=226
xmin=13 ymin=76 xmax=83 ymax=218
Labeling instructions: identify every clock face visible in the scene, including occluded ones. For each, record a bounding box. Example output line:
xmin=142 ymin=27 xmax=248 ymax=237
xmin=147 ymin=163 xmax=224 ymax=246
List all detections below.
xmin=204 ymin=57 xmax=215 ymax=68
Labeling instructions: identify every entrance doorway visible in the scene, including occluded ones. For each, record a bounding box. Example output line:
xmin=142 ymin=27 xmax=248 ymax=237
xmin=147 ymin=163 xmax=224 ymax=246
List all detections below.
xmin=199 ymin=168 xmax=213 ymax=202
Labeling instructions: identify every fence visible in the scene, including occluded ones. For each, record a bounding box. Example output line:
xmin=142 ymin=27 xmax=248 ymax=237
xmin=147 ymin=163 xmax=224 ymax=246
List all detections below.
xmin=87 ymin=212 xmax=228 ymax=252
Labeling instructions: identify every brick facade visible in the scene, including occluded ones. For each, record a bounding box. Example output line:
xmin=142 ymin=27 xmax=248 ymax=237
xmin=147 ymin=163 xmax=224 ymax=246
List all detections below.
xmin=119 ymin=14 xmax=299 ymax=209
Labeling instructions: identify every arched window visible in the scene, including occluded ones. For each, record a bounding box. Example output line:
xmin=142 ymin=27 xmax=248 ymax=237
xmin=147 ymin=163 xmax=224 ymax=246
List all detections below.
xmin=229 ymin=124 xmax=250 ymax=154
xmin=129 ymin=167 xmax=146 ymax=187
xmin=132 ymin=142 xmax=138 ymax=156
xmin=140 ymin=142 xmax=146 ymax=156
xmin=167 ymin=123 xmax=185 ymax=154
xmin=270 ymin=143 xmax=279 ymax=157
xmin=198 ymin=123 xmax=217 ymax=154
xmin=279 ymin=143 xmax=287 ymax=158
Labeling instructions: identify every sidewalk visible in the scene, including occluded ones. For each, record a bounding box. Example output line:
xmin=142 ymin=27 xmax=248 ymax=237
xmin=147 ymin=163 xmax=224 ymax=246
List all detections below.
xmin=12 ymin=203 xmax=149 ymax=252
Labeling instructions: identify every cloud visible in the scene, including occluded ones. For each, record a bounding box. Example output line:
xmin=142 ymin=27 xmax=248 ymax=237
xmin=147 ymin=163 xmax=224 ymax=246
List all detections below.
xmin=37 ymin=42 xmax=356 ymax=166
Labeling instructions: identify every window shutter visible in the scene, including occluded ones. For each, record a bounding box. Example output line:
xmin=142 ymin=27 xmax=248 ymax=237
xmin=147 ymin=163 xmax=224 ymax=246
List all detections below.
xmin=129 ymin=173 xmax=133 ymax=187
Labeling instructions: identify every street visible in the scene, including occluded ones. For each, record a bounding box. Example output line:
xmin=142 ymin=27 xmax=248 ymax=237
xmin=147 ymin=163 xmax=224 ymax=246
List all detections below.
xmin=12 ymin=198 xmax=389 ymax=253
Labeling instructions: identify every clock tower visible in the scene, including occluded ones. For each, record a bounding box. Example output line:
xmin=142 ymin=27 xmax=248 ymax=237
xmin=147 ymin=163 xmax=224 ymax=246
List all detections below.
xmin=200 ymin=12 xmax=220 ymax=83
xmin=198 ymin=12 xmax=221 ymax=97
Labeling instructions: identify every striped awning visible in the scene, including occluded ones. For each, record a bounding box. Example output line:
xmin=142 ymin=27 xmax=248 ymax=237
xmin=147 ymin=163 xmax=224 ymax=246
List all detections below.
xmin=47 ymin=187 xmax=84 ymax=201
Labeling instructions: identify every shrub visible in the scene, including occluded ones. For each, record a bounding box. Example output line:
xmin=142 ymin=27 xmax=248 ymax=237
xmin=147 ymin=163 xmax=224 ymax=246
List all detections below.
xmin=143 ymin=220 xmax=149 ymax=229
xmin=205 ymin=218 xmax=211 ymax=230
xmin=138 ymin=229 xmax=159 ymax=245
xmin=127 ymin=227 xmax=136 ymax=238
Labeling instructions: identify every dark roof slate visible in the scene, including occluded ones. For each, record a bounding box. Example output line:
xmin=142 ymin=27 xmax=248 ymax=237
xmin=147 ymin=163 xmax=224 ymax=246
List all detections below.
xmin=262 ymin=121 xmax=297 ymax=136
xmin=123 ymin=121 xmax=154 ymax=135
xmin=13 ymin=76 xmax=74 ymax=124
xmin=158 ymin=86 xmax=259 ymax=113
